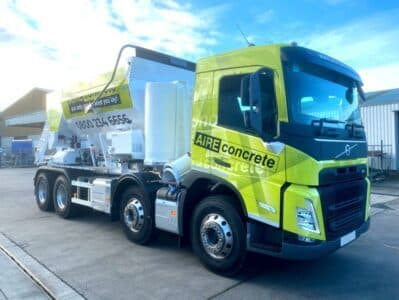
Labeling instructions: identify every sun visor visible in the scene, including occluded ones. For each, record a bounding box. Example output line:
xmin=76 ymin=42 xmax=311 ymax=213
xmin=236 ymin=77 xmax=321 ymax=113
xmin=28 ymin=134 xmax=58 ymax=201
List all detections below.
xmin=281 ymin=46 xmax=362 ymax=84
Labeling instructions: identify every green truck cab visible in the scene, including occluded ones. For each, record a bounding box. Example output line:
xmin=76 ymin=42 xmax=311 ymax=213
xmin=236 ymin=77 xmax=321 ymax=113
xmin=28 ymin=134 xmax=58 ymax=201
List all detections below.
xmin=186 ymin=44 xmax=369 ymax=271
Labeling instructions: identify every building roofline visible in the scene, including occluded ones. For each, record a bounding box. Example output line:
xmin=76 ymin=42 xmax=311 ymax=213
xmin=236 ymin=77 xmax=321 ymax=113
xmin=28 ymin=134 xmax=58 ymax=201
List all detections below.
xmin=362 ymin=87 xmax=399 ymax=107
xmin=1 ymin=87 xmax=51 ymax=113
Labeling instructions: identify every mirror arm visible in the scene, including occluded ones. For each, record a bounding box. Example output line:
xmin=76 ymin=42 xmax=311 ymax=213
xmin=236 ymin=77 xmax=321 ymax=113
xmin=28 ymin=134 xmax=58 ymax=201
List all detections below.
xmin=357 ymin=82 xmax=366 ymax=102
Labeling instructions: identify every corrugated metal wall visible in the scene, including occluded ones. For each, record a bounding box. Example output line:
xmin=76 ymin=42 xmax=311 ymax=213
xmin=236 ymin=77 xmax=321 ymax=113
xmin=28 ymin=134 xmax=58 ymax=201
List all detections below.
xmin=361 ymin=103 xmax=399 ymax=170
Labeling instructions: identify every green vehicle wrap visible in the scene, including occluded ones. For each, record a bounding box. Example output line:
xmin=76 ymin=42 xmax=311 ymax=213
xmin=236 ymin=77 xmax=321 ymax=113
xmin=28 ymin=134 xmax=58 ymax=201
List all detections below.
xmin=190 ymin=44 xmax=370 ymax=245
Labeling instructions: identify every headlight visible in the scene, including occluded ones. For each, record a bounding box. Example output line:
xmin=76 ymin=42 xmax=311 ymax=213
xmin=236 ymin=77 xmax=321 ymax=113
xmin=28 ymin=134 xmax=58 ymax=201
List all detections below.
xmin=296 ymin=199 xmax=320 ymax=234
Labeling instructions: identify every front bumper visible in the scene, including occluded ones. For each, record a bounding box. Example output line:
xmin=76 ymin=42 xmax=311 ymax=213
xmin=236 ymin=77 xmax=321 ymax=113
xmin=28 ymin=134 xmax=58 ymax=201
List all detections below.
xmin=247 ymin=218 xmax=370 ymax=260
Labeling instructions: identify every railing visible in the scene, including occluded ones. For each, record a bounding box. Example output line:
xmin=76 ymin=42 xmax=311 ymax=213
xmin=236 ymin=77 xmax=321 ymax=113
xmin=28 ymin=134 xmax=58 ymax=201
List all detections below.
xmin=0 ymin=146 xmax=35 ymax=168
xmin=368 ymin=141 xmax=392 ymax=182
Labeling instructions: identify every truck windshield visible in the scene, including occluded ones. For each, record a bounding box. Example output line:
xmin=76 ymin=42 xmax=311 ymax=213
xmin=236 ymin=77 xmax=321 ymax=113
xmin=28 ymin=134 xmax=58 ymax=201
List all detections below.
xmin=283 ymin=61 xmax=362 ymax=126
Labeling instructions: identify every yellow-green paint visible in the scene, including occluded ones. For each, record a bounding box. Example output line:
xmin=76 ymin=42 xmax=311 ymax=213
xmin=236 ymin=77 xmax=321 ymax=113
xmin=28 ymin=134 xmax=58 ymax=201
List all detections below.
xmin=47 ymin=109 xmax=62 ymax=132
xmin=62 ymin=68 xmax=132 ymax=119
xmin=45 ymin=68 xmax=133 ymax=125
xmin=285 ymin=144 xmax=368 ymax=186
xmin=46 ymin=90 xmax=63 ymax=132
xmin=61 ymin=83 xmax=132 ymax=119
xmin=365 ymin=177 xmax=371 ymax=220
xmin=283 ymin=184 xmax=326 ymax=240
xmin=192 ymin=44 xmax=370 ymax=242
xmin=197 ymin=44 xmax=289 ymax=123
xmin=46 ymin=68 xmax=133 ymax=131
xmin=192 ymin=47 xmax=288 ymax=229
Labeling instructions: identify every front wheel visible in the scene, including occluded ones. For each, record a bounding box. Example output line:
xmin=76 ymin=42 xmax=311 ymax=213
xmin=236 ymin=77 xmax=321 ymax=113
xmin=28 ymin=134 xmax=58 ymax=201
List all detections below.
xmin=191 ymin=195 xmax=246 ymax=275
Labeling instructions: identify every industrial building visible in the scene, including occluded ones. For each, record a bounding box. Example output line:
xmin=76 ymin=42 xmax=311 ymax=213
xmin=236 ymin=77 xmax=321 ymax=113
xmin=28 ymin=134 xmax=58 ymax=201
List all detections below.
xmin=361 ymin=88 xmax=399 ymax=171
xmin=0 ymin=88 xmax=49 ymax=166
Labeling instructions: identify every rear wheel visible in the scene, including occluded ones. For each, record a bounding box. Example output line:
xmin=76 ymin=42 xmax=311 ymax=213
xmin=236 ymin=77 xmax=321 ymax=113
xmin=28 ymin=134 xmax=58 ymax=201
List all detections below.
xmin=35 ymin=173 xmax=53 ymax=211
xmin=53 ymin=175 xmax=78 ymax=218
xmin=120 ymin=186 xmax=154 ymax=245
xmin=191 ymin=195 xmax=246 ymax=275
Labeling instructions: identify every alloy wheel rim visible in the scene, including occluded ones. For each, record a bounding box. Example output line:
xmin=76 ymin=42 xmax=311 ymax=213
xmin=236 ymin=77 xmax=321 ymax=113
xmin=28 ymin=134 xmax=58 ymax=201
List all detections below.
xmin=200 ymin=213 xmax=234 ymax=259
xmin=37 ymin=180 xmax=47 ymax=204
xmin=123 ymin=198 xmax=144 ymax=233
xmin=56 ymin=184 xmax=67 ymax=210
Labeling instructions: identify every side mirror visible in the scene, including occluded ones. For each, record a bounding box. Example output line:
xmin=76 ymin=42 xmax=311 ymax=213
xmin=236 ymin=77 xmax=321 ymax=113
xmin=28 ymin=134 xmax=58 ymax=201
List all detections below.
xmin=356 ymin=82 xmax=366 ymax=102
xmin=249 ymin=67 xmax=277 ymax=139
xmin=249 ymin=72 xmax=261 ymax=107
xmin=240 ymin=75 xmax=250 ymax=106
xmin=345 ymin=88 xmax=354 ymax=104
xmin=249 ymin=71 xmax=262 ymax=135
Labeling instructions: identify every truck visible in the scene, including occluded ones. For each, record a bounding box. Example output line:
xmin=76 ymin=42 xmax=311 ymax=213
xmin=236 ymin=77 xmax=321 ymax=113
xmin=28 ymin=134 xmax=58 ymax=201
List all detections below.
xmin=33 ymin=43 xmax=370 ymax=275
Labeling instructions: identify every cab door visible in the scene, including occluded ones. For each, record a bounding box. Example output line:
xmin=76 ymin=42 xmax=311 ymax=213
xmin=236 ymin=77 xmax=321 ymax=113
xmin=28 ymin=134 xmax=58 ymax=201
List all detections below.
xmin=207 ymin=67 xmax=286 ymax=228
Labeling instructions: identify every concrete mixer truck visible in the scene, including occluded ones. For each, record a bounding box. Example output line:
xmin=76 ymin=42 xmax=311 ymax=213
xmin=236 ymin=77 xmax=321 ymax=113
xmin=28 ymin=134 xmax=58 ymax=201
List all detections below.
xmin=33 ymin=44 xmax=370 ymax=275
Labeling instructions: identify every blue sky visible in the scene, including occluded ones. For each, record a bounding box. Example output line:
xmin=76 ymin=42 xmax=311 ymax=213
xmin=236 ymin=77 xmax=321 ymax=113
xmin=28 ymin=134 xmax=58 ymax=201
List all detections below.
xmin=1 ymin=0 xmax=399 ymax=109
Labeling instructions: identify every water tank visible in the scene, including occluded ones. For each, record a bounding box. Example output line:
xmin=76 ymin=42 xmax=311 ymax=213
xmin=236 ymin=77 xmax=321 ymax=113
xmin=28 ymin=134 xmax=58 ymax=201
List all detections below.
xmin=144 ymin=81 xmax=189 ymax=166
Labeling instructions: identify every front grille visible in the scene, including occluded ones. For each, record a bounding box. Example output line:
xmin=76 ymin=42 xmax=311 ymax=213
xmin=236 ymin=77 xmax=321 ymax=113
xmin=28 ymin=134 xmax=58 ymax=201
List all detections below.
xmin=319 ymin=164 xmax=367 ymax=185
xmin=319 ymin=179 xmax=367 ymax=240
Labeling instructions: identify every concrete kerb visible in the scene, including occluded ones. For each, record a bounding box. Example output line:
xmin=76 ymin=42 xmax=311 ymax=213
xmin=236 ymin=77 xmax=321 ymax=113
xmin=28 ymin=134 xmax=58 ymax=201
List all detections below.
xmin=0 ymin=233 xmax=85 ymax=300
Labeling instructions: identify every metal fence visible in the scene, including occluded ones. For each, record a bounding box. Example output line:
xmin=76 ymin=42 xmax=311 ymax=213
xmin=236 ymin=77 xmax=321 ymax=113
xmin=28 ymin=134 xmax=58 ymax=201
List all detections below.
xmin=0 ymin=150 xmax=35 ymax=168
xmin=368 ymin=141 xmax=393 ymax=182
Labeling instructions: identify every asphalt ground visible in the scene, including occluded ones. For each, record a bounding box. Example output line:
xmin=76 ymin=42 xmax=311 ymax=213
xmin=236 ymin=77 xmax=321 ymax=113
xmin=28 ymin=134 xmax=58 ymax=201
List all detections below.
xmin=0 ymin=168 xmax=398 ymax=299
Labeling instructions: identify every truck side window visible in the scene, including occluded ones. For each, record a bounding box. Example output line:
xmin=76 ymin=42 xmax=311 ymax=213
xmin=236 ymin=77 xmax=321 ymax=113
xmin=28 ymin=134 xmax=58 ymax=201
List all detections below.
xmin=218 ymin=74 xmax=249 ymax=131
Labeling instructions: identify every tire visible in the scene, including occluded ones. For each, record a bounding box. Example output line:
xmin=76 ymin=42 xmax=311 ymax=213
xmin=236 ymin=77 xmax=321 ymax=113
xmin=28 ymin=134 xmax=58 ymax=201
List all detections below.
xmin=35 ymin=173 xmax=53 ymax=211
xmin=53 ymin=175 xmax=78 ymax=219
xmin=120 ymin=186 xmax=154 ymax=245
xmin=191 ymin=195 xmax=246 ymax=276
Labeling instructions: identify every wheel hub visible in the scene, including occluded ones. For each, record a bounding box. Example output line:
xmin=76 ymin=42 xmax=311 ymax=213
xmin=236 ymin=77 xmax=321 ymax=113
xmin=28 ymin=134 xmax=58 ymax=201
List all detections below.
xmin=200 ymin=213 xmax=233 ymax=259
xmin=124 ymin=198 xmax=144 ymax=233
xmin=56 ymin=184 xmax=67 ymax=210
xmin=37 ymin=180 xmax=47 ymax=204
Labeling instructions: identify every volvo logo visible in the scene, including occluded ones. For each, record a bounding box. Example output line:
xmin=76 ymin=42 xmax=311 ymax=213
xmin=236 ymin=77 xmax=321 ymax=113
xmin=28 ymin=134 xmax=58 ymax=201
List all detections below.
xmin=335 ymin=144 xmax=358 ymax=159
xmin=345 ymin=144 xmax=351 ymax=157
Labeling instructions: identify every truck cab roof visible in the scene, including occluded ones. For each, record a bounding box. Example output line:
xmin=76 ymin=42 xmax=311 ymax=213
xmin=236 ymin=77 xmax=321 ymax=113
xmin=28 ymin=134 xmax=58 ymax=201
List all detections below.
xmin=196 ymin=44 xmax=288 ymax=73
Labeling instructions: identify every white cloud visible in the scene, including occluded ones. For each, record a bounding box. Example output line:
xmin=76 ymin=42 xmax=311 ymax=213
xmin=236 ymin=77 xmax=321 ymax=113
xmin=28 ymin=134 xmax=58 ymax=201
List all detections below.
xmin=298 ymin=10 xmax=399 ymax=91
xmin=0 ymin=0 xmax=223 ymax=110
xmin=256 ymin=9 xmax=274 ymax=24
xmin=359 ymin=63 xmax=399 ymax=92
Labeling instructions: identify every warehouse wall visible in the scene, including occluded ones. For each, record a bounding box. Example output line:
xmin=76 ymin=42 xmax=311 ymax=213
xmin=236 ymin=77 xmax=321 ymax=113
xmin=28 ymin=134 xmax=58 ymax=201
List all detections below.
xmin=0 ymin=88 xmax=48 ymax=167
xmin=360 ymin=103 xmax=399 ymax=170
xmin=0 ymin=88 xmax=47 ymax=138
xmin=3 ymin=88 xmax=46 ymax=116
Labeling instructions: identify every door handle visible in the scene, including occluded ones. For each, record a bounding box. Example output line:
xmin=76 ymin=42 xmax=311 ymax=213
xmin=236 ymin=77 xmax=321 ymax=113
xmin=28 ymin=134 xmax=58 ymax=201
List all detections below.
xmin=213 ymin=158 xmax=231 ymax=168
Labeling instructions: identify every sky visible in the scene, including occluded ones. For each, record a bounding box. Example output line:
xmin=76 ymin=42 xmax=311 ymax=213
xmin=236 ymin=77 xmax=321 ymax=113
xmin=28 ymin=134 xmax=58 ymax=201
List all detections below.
xmin=1 ymin=0 xmax=399 ymax=110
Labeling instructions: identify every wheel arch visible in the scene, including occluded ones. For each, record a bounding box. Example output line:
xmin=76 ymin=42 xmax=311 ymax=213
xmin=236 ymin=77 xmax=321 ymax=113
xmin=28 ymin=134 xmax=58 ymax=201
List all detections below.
xmin=34 ymin=166 xmax=71 ymax=188
xmin=180 ymin=170 xmax=247 ymax=237
xmin=111 ymin=172 xmax=162 ymax=221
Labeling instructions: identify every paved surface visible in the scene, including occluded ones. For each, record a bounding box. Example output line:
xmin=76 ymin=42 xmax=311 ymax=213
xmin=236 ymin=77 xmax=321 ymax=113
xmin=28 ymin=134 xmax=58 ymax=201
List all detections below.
xmin=372 ymin=176 xmax=399 ymax=196
xmin=0 ymin=251 xmax=48 ymax=300
xmin=0 ymin=233 xmax=83 ymax=300
xmin=0 ymin=168 xmax=398 ymax=299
